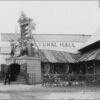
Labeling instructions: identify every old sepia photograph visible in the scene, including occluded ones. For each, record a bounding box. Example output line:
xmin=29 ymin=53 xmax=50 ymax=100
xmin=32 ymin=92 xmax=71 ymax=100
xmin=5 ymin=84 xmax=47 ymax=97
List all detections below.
xmin=0 ymin=0 xmax=100 ymax=100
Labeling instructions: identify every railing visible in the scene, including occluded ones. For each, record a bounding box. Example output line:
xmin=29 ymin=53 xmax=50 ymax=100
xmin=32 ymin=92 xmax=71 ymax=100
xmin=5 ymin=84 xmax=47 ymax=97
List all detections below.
xmin=27 ymin=73 xmax=36 ymax=85
xmin=0 ymin=71 xmax=6 ymax=82
xmin=0 ymin=72 xmax=37 ymax=85
xmin=0 ymin=71 xmax=28 ymax=84
xmin=42 ymin=74 xmax=100 ymax=86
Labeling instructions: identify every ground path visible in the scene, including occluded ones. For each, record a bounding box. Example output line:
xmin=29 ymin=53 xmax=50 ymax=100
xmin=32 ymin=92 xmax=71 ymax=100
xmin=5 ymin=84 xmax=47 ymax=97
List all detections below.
xmin=0 ymin=83 xmax=100 ymax=100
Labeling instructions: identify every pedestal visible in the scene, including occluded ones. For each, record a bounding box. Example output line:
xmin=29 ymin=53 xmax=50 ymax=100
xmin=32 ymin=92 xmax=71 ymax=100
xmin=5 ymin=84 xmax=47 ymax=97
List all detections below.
xmin=26 ymin=57 xmax=41 ymax=84
xmin=6 ymin=56 xmax=41 ymax=84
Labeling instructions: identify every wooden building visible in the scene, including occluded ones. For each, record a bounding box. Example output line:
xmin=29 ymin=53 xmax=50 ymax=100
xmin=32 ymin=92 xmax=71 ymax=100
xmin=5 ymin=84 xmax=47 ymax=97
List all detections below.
xmin=78 ymin=28 xmax=100 ymax=75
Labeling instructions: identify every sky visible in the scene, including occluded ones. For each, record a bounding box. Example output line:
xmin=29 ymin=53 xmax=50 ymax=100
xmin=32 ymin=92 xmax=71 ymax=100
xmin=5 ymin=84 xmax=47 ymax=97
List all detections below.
xmin=0 ymin=1 xmax=100 ymax=35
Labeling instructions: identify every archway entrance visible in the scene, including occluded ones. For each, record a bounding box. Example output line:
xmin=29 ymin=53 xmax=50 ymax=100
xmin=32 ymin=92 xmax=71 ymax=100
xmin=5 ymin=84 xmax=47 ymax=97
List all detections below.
xmin=9 ymin=63 xmax=20 ymax=81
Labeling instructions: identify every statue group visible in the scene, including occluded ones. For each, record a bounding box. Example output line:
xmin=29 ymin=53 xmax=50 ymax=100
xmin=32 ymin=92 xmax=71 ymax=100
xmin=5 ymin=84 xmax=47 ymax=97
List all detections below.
xmin=10 ymin=11 xmax=38 ymax=58
xmin=10 ymin=38 xmax=38 ymax=57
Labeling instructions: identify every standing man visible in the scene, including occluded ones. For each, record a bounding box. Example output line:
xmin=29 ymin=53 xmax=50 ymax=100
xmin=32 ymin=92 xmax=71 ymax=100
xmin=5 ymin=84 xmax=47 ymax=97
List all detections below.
xmin=4 ymin=67 xmax=11 ymax=85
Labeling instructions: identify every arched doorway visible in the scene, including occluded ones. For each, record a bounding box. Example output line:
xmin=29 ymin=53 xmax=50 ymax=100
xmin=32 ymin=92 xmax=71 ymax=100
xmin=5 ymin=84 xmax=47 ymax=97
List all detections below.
xmin=9 ymin=63 xmax=20 ymax=81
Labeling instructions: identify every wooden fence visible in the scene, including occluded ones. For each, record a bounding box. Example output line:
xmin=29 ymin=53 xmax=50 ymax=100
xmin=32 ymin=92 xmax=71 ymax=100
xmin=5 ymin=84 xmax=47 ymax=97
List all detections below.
xmin=42 ymin=74 xmax=100 ymax=86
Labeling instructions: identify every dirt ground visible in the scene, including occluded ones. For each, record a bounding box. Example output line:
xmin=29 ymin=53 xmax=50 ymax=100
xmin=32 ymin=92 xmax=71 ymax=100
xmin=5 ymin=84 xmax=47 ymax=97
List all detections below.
xmin=0 ymin=83 xmax=100 ymax=100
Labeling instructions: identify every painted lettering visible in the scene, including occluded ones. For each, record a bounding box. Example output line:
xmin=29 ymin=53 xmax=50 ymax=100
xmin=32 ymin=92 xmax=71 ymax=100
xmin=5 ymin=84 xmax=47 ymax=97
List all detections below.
xmin=36 ymin=42 xmax=76 ymax=48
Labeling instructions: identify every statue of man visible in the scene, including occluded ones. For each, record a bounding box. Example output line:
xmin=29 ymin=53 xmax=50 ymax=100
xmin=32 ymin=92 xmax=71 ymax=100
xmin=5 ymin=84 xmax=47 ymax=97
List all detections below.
xmin=10 ymin=40 xmax=15 ymax=57
xmin=21 ymin=42 xmax=28 ymax=56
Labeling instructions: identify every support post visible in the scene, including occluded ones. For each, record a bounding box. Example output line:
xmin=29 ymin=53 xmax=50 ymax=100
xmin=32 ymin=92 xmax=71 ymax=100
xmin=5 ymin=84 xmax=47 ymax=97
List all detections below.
xmin=85 ymin=62 xmax=88 ymax=74
xmin=93 ymin=62 xmax=95 ymax=75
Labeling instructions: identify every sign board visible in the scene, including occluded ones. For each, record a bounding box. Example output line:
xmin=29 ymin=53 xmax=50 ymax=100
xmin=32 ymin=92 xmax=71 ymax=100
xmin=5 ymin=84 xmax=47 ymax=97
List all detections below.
xmin=35 ymin=42 xmax=83 ymax=52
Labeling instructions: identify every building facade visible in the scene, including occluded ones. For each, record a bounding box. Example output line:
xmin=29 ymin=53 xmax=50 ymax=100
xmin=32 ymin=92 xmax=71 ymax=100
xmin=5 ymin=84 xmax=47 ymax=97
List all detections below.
xmin=0 ymin=33 xmax=91 ymax=66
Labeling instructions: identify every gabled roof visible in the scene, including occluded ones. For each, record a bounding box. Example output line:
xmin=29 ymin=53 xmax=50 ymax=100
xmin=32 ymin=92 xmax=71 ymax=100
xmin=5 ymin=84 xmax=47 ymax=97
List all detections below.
xmin=79 ymin=27 xmax=100 ymax=51
xmin=78 ymin=48 xmax=100 ymax=62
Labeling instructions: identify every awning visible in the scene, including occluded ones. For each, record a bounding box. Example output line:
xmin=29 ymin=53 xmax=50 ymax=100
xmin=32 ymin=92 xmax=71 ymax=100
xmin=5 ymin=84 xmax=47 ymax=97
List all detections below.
xmin=39 ymin=49 xmax=79 ymax=63
xmin=78 ymin=48 xmax=100 ymax=62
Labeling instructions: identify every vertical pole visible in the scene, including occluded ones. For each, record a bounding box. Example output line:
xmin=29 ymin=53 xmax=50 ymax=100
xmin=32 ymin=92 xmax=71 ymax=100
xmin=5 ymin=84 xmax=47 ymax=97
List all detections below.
xmin=93 ymin=62 xmax=95 ymax=75
xmin=67 ymin=64 xmax=69 ymax=73
xmin=53 ymin=64 xmax=54 ymax=74
xmin=85 ymin=62 xmax=88 ymax=84
xmin=32 ymin=73 xmax=33 ymax=84
xmin=85 ymin=62 xmax=88 ymax=74
xmin=33 ymin=73 xmax=35 ymax=85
